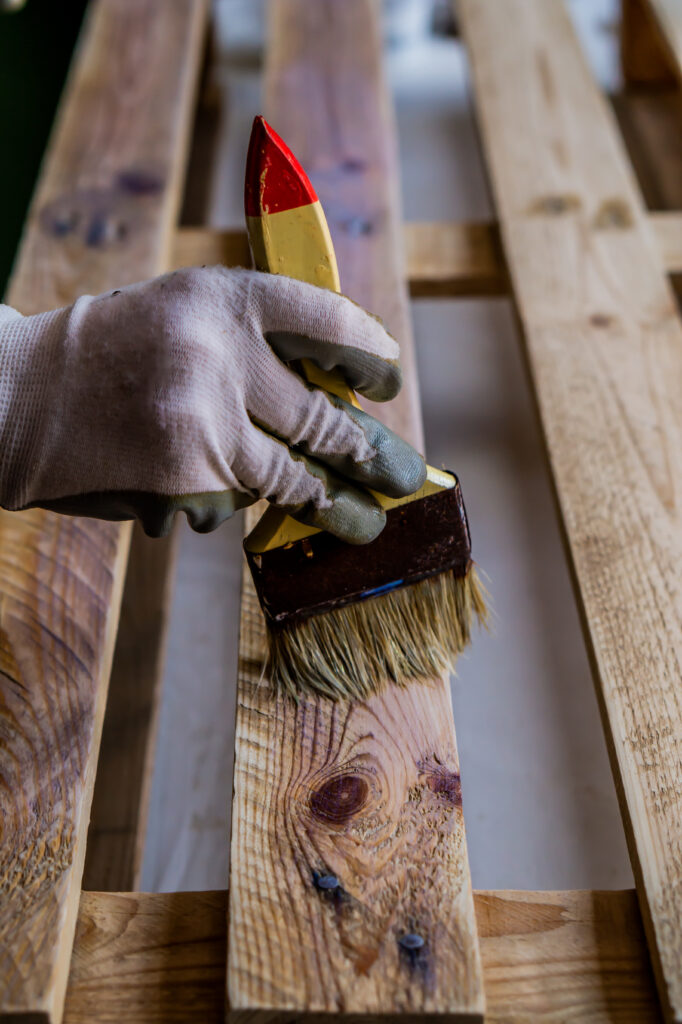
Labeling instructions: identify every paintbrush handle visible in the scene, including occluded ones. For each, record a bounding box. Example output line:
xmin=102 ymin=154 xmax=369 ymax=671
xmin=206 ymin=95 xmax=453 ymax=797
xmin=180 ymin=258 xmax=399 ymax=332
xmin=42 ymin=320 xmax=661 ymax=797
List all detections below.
xmin=243 ymin=117 xmax=453 ymax=555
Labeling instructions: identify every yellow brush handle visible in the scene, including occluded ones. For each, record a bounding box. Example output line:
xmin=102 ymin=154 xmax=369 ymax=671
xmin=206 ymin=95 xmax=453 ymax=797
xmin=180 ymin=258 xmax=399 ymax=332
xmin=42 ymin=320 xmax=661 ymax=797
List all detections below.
xmin=244 ymin=181 xmax=454 ymax=555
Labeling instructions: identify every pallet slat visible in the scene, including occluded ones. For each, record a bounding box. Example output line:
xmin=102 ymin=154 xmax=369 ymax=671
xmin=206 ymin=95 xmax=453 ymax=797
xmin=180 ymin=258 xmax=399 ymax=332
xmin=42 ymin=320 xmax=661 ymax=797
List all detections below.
xmin=459 ymin=0 xmax=682 ymax=1019
xmin=62 ymin=888 xmax=660 ymax=1023
xmin=0 ymin=1 xmax=207 ymax=1020
xmin=172 ymin=213 xmax=682 ymax=297
xmin=226 ymin=1 xmax=484 ymax=1019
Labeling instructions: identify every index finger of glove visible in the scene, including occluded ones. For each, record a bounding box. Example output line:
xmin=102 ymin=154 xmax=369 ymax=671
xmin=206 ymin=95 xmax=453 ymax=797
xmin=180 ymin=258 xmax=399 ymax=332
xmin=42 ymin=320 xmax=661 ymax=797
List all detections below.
xmin=253 ymin=272 xmax=402 ymax=403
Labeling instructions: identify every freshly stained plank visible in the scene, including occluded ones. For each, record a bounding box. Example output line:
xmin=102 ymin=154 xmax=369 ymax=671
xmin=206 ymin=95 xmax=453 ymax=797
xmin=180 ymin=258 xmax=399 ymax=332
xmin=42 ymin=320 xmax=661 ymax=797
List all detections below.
xmin=227 ymin=1 xmax=484 ymax=1020
xmin=82 ymin=526 xmax=179 ymax=891
xmin=0 ymin=0 xmax=207 ymax=1020
xmin=63 ymin=889 xmax=660 ymax=1023
xmin=172 ymin=214 xmax=682 ymax=295
xmin=459 ymin=0 xmax=682 ymax=1019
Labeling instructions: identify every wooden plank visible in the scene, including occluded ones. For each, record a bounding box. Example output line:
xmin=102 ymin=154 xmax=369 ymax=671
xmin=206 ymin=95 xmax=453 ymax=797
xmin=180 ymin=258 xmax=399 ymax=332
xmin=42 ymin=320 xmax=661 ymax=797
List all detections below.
xmin=404 ymin=220 xmax=505 ymax=297
xmin=172 ymin=226 xmax=251 ymax=273
xmin=0 ymin=1 xmax=208 ymax=1020
xmin=459 ymin=0 xmax=682 ymax=1019
xmin=173 ymin=213 xmax=682 ymax=295
xmin=62 ymin=888 xmax=660 ymax=1023
xmin=82 ymin=525 xmax=179 ymax=892
xmin=65 ymin=891 xmax=228 ymax=1024
xmin=173 ymin=221 xmax=506 ymax=296
xmin=226 ymin=2 xmax=484 ymax=1020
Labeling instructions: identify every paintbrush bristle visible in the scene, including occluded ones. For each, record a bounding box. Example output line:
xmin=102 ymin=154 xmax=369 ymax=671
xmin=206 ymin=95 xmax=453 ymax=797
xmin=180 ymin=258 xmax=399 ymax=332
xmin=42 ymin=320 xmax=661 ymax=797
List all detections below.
xmin=266 ymin=566 xmax=488 ymax=701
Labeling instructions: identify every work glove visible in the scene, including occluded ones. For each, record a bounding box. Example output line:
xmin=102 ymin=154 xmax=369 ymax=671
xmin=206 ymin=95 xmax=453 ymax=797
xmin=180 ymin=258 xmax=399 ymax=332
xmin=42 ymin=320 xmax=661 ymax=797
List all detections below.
xmin=0 ymin=266 xmax=426 ymax=539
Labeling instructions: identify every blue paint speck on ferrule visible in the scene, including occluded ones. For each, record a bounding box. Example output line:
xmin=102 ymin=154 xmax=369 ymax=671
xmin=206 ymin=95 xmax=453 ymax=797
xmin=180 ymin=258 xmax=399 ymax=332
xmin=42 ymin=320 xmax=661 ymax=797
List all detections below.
xmin=361 ymin=580 xmax=403 ymax=599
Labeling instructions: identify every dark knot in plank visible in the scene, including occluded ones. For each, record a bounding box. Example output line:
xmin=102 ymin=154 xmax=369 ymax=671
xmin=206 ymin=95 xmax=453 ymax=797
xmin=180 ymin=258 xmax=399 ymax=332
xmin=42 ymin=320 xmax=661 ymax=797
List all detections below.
xmin=309 ymin=773 xmax=369 ymax=824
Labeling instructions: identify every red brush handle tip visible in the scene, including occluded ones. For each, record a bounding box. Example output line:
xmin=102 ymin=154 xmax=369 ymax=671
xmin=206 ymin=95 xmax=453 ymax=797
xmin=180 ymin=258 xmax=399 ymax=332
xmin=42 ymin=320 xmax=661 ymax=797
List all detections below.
xmin=245 ymin=115 xmax=318 ymax=217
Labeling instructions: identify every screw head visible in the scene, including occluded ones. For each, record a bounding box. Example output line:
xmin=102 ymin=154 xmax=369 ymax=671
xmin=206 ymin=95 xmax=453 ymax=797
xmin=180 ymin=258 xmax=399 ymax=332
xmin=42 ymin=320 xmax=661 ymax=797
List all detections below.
xmin=316 ymin=874 xmax=340 ymax=891
xmin=399 ymin=932 xmax=425 ymax=951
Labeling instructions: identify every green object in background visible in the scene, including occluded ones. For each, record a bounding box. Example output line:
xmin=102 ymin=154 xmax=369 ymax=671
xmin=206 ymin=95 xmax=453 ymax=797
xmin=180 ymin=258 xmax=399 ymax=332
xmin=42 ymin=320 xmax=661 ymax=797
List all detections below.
xmin=0 ymin=0 xmax=88 ymax=297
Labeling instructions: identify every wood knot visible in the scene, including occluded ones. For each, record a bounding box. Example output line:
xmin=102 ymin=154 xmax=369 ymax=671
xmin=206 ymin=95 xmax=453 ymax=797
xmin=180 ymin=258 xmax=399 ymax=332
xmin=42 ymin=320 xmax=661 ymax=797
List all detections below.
xmin=593 ymin=199 xmax=633 ymax=230
xmin=529 ymin=194 xmax=581 ymax=216
xmin=310 ymin=773 xmax=369 ymax=824
xmin=418 ymin=759 xmax=462 ymax=807
xmin=425 ymin=767 xmax=462 ymax=807
xmin=590 ymin=313 xmax=613 ymax=328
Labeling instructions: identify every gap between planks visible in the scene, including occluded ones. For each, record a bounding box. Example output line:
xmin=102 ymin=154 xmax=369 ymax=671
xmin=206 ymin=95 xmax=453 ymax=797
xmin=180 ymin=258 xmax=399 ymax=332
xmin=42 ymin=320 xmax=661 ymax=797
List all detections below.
xmin=172 ymin=213 xmax=682 ymax=298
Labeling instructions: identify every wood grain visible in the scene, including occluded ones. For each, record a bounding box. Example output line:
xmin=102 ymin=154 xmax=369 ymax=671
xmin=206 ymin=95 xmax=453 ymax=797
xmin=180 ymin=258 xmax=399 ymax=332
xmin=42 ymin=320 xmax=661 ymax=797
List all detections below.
xmin=0 ymin=0 xmax=207 ymax=1019
xmin=459 ymin=0 xmax=682 ymax=1019
xmin=82 ymin=525 xmax=179 ymax=892
xmin=226 ymin=1 xmax=484 ymax=1019
xmin=62 ymin=888 xmax=660 ymax=1023
xmin=172 ymin=214 xmax=682 ymax=296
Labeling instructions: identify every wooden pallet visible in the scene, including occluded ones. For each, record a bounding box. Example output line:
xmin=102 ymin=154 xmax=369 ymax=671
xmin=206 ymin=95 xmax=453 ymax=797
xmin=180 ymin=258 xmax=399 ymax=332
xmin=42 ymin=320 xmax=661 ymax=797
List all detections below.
xmin=1 ymin=0 xmax=681 ymax=1020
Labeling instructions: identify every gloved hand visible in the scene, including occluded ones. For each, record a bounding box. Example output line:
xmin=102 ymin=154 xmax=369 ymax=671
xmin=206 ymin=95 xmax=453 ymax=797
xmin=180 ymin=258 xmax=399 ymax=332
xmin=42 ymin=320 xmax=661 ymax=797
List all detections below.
xmin=0 ymin=266 xmax=426 ymax=539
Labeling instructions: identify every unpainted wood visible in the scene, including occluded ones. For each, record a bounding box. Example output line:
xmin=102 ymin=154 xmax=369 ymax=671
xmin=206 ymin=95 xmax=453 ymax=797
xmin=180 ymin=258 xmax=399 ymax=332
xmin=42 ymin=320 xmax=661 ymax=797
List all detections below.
xmin=0 ymin=0 xmax=208 ymax=1019
xmin=459 ymin=0 xmax=682 ymax=1019
xmin=62 ymin=888 xmax=660 ymax=1023
xmin=227 ymin=1 xmax=484 ymax=1019
xmin=172 ymin=214 xmax=682 ymax=295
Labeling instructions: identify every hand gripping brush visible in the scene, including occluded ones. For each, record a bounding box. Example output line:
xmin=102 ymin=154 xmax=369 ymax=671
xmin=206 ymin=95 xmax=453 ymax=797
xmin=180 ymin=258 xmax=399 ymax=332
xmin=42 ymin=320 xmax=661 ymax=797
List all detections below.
xmin=243 ymin=116 xmax=486 ymax=701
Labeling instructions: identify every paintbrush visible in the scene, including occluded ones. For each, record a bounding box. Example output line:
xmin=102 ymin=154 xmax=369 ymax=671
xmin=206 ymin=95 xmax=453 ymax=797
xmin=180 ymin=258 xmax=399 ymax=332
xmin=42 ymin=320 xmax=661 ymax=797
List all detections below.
xmin=243 ymin=115 xmax=485 ymax=700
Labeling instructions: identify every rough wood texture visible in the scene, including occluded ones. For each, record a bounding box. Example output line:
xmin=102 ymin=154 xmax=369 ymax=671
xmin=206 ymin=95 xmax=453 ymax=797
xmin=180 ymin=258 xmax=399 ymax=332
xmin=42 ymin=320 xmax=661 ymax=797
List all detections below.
xmin=82 ymin=525 xmax=179 ymax=892
xmin=459 ymin=0 xmax=682 ymax=1019
xmin=62 ymin=889 xmax=660 ymax=1023
xmin=172 ymin=214 xmax=682 ymax=295
xmin=65 ymin=891 xmax=228 ymax=1024
xmin=0 ymin=0 xmax=207 ymax=1020
xmin=227 ymin=1 xmax=484 ymax=1019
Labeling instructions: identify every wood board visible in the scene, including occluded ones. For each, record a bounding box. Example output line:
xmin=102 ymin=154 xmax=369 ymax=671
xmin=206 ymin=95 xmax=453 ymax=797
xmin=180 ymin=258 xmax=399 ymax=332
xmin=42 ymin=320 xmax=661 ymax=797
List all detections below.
xmin=0 ymin=0 xmax=208 ymax=1019
xmin=226 ymin=1 xmax=484 ymax=1019
xmin=63 ymin=888 xmax=660 ymax=1023
xmin=459 ymin=0 xmax=682 ymax=1018
xmin=172 ymin=213 xmax=682 ymax=298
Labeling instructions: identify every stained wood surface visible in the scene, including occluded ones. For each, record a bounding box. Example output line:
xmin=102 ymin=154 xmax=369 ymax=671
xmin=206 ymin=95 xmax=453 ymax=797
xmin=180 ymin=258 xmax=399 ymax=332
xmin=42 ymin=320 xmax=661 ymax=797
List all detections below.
xmin=227 ymin=1 xmax=484 ymax=1019
xmin=459 ymin=0 xmax=682 ymax=1019
xmin=62 ymin=888 xmax=660 ymax=1023
xmin=172 ymin=213 xmax=682 ymax=296
xmin=0 ymin=0 xmax=207 ymax=1020
xmin=82 ymin=526 xmax=179 ymax=891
